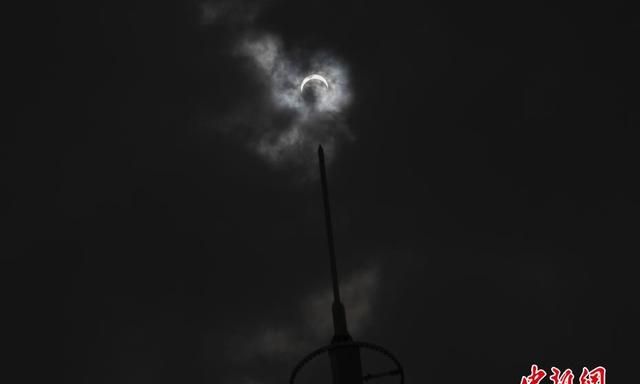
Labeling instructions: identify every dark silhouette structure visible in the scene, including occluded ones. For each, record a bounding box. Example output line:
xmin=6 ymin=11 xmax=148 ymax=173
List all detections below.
xmin=289 ymin=146 xmax=404 ymax=384
xmin=318 ymin=145 xmax=364 ymax=384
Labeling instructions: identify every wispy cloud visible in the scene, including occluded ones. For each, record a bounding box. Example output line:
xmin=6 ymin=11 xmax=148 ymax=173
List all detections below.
xmin=199 ymin=0 xmax=262 ymax=26
xmin=239 ymin=35 xmax=352 ymax=170
xmin=199 ymin=2 xmax=354 ymax=173
xmin=220 ymin=264 xmax=380 ymax=382
xmin=303 ymin=265 xmax=380 ymax=339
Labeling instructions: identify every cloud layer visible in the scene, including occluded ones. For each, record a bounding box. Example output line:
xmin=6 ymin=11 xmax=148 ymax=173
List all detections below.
xmin=237 ymin=34 xmax=352 ymax=169
xmin=200 ymin=2 xmax=353 ymax=172
xmin=220 ymin=265 xmax=380 ymax=383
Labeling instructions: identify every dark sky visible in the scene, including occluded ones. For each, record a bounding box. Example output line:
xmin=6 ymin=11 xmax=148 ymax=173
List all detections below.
xmin=5 ymin=1 xmax=640 ymax=383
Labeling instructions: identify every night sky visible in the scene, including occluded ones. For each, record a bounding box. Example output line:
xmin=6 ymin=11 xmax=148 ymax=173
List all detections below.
xmin=5 ymin=1 xmax=640 ymax=383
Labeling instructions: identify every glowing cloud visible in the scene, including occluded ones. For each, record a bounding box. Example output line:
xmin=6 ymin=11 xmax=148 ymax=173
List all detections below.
xmin=227 ymin=34 xmax=353 ymax=171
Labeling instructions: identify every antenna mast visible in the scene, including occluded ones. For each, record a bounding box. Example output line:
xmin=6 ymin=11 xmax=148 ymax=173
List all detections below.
xmin=318 ymin=145 xmax=350 ymax=341
xmin=289 ymin=146 xmax=404 ymax=384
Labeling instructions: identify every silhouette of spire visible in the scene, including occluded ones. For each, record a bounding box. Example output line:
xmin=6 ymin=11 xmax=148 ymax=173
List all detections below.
xmin=318 ymin=145 xmax=363 ymax=384
xmin=290 ymin=147 xmax=403 ymax=384
xmin=318 ymin=145 xmax=350 ymax=341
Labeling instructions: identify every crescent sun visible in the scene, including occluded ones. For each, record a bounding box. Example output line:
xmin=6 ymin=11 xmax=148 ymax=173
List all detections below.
xmin=300 ymin=74 xmax=329 ymax=92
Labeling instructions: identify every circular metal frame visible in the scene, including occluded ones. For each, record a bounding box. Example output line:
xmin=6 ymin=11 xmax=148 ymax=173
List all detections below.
xmin=290 ymin=341 xmax=404 ymax=384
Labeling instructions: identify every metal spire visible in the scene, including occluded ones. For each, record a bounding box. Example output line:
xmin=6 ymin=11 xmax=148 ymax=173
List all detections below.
xmin=290 ymin=146 xmax=404 ymax=384
xmin=318 ymin=145 xmax=351 ymax=341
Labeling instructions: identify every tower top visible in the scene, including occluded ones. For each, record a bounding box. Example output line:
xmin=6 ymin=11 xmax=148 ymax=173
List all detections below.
xmin=290 ymin=146 xmax=404 ymax=384
xmin=318 ymin=145 xmax=350 ymax=342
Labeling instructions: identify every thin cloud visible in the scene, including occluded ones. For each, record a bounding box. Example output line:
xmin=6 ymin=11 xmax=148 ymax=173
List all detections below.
xmin=235 ymin=34 xmax=353 ymax=170
xmin=199 ymin=1 xmax=262 ymax=26
xmin=303 ymin=265 xmax=380 ymax=339
xmin=199 ymin=3 xmax=354 ymax=173
xmin=223 ymin=265 xmax=380 ymax=365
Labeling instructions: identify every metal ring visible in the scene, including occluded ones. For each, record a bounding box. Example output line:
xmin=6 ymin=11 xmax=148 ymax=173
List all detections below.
xmin=289 ymin=341 xmax=404 ymax=384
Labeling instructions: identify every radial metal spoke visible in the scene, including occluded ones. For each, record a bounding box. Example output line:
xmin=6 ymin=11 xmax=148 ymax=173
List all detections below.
xmin=363 ymin=368 xmax=402 ymax=381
